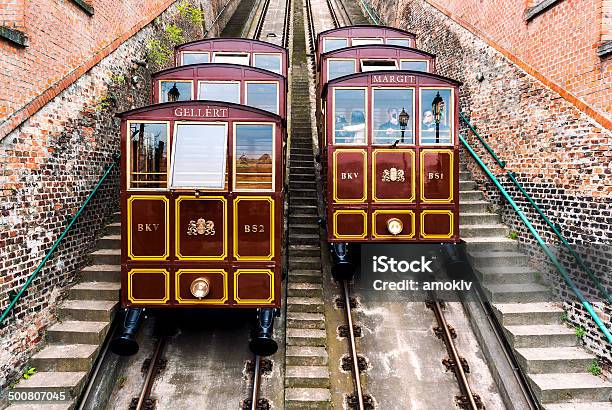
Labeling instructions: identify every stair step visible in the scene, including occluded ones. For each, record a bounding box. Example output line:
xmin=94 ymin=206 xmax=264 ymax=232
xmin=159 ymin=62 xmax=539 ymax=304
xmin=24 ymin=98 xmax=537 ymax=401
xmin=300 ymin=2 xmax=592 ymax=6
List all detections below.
xmin=289 ymin=234 xmax=320 ymax=245
xmin=97 ymin=234 xmax=120 ymax=249
xmin=112 ymin=211 xmax=121 ymax=222
xmin=80 ymin=264 xmax=120 ymax=282
xmin=9 ymin=371 xmax=86 ymax=399
xmin=288 ymin=283 xmax=323 ymax=298
xmin=504 ymin=324 xmax=578 ymax=348
xmin=493 ymin=302 xmax=564 ymax=326
xmin=287 ymin=312 xmax=326 ymax=329
xmin=69 ymin=281 xmax=120 ymax=301
xmin=6 ymin=403 xmax=73 ymax=410
xmin=285 ymin=388 xmax=331 ymax=409
xmin=460 ymin=224 xmax=509 ymax=238
xmin=475 ymin=266 xmax=539 ymax=284
xmin=528 ymin=372 xmax=612 ymax=404
xmin=459 ymin=180 xmax=476 ymax=190
xmin=289 ymin=257 xmax=321 ymax=270
xmin=464 ymin=236 xmax=518 ymax=252
xmin=58 ymin=300 xmax=118 ymax=322
xmin=285 ymin=366 xmax=330 ymax=388
xmin=91 ymin=249 xmax=120 ymax=265
xmin=289 ymin=270 xmax=323 ymax=283
xmin=290 ymin=173 xmax=317 ymax=182
xmin=31 ymin=344 xmax=99 ymax=372
xmin=287 ymin=328 xmax=327 ymax=346
xmin=47 ymin=321 xmax=109 ymax=345
xmin=460 ymin=200 xmax=489 ymax=213
xmin=287 ymin=297 xmax=324 ymax=313
xmin=289 ymin=244 xmax=321 ymax=257
xmin=484 ymin=283 xmax=550 ymax=303
xmin=106 ymin=222 xmax=121 ymax=235
xmin=289 ymin=224 xmax=320 ymax=235
xmin=287 ymin=346 xmax=328 ymax=366
xmin=459 ymin=190 xmax=484 ymax=200
xmin=543 ymin=402 xmax=612 ymax=409
xmin=515 ymin=347 xmax=595 ymax=374
xmin=470 ymin=251 xmax=528 ymax=267
xmin=460 ymin=212 xmax=500 ymax=225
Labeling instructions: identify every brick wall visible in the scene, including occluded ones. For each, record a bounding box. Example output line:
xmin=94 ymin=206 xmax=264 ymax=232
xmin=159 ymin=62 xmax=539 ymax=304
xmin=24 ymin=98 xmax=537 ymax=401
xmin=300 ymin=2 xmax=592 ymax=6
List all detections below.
xmin=0 ymin=0 xmax=25 ymax=30
xmin=0 ymin=0 xmax=240 ymax=390
xmin=362 ymin=0 xmax=612 ymax=361
xmin=603 ymin=0 xmax=612 ymax=41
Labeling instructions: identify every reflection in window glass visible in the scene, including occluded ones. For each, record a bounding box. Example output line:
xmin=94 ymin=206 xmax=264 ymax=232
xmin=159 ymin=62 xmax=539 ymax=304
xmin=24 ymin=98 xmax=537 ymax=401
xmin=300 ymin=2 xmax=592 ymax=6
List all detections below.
xmin=386 ymin=38 xmax=411 ymax=47
xmin=323 ymin=38 xmax=348 ymax=52
xmin=235 ymin=124 xmax=274 ymax=190
xmin=373 ymin=89 xmax=414 ymax=145
xmin=400 ymin=60 xmax=428 ymax=72
xmin=253 ymin=54 xmax=282 ymax=74
xmin=351 ymin=38 xmax=383 ymax=46
xmin=328 ymin=60 xmax=355 ymax=80
xmin=213 ymin=53 xmax=250 ymax=65
xmin=130 ymin=123 xmax=168 ymax=189
xmin=160 ymin=81 xmax=193 ymax=103
xmin=198 ymin=82 xmax=240 ymax=103
xmin=420 ymin=89 xmax=453 ymax=144
xmin=171 ymin=124 xmax=227 ymax=189
xmin=182 ymin=52 xmax=210 ymax=65
xmin=361 ymin=60 xmax=398 ymax=72
xmin=246 ymin=83 xmax=278 ymax=114
xmin=333 ymin=89 xmax=366 ymax=144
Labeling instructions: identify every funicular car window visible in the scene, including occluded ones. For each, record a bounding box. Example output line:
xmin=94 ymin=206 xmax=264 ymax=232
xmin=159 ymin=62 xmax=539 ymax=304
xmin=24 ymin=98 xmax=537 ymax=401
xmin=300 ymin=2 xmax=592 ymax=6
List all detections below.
xmin=170 ymin=123 xmax=227 ymax=189
xmin=323 ymin=38 xmax=348 ymax=52
xmin=372 ymin=88 xmax=414 ymax=145
xmin=129 ymin=122 xmax=168 ymax=189
xmin=213 ymin=52 xmax=250 ymax=65
xmin=160 ymin=81 xmax=193 ymax=103
xmin=419 ymin=88 xmax=453 ymax=144
xmin=386 ymin=38 xmax=411 ymax=47
xmin=328 ymin=59 xmax=356 ymax=80
xmin=234 ymin=124 xmax=274 ymax=191
xmin=333 ymin=88 xmax=367 ymax=144
xmin=361 ymin=60 xmax=398 ymax=72
xmin=198 ymin=81 xmax=241 ymax=104
xmin=246 ymin=82 xmax=279 ymax=114
xmin=400 ymin=60 xmax=429 ymax=72
xmin=351 ymin=38 xmax=383 ymax=46
xmin=181 ymin=52 xmax=210 ymax=65
xmin=253 ymin=53 xmax=282 ymax=74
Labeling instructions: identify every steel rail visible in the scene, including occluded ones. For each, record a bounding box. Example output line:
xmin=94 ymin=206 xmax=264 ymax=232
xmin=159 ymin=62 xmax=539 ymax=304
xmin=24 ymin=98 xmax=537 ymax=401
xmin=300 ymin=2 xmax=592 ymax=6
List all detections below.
xmin=325 ymin=0 xmax=341 ymax=28
xmin=332 ymin=0 xmax=352 ymax=26
xmin=282 ymin=0 xmax=292 ymax=48
xmin=253 ymin=0 xmax=272 ymax=39
xmin=135 ymin=336 xmax=167 ymax=410
xmin=430 ymin=298 xmax=479 ymax=410
xmin=250 ymin=355 xmax=262 ymax=410
xmin=343 ymin=281 xmax=365 ymax=410
xmin=305 ymin=0 xmax=317 ymax=52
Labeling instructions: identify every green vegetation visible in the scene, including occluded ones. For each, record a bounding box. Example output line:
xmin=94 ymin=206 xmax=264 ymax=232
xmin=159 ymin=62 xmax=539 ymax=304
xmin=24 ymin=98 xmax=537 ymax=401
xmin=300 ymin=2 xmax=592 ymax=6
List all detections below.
xmin=533 ymin=271 xmax=541 ymax=281
xmin=508 ymin=231 xmax=519 ymax=240
xmin=164 ymin=24 xmax=185 ymax=44
xmin=117 ymin=376 xmax=128 ymax=389
xmin=178 ymin=1 xmax=204 ymax=24
xmin=22 ymin=367 xmax=36 ymax=380
xmin=560 ymin=311 xmax=569 ymax=322
xmin=587 ymin=360 xmax=602 ymax=376
xmin=110 ymin=74 xmax=126 ymax=85
xmin=575 ymin=326 xmax=586 ymax=339
xmin=146 ymin=39 xmax=171 ymax=67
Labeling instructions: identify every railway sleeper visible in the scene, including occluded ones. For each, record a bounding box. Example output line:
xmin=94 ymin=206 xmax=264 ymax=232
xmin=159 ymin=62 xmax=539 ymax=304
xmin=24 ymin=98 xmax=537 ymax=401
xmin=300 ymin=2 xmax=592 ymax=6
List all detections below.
xmin=341 ymin=354 xmax=368 ymax=372
xmin=346 ymin=393 xmax=376 ymax=410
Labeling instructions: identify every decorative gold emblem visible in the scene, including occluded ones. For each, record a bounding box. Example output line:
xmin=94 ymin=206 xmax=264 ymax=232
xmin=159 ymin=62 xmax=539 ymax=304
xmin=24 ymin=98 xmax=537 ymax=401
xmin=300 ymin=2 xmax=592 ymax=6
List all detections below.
xmin=187 ymin=218 xmax=215 ymax=236
xmin=382 ymin=167 xmax=405 ymax=182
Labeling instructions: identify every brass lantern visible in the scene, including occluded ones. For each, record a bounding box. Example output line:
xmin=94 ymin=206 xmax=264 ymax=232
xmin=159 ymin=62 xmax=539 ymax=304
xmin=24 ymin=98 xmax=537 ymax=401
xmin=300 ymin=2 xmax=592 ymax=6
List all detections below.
xmin=167 ymin=83 xmax=181 ymax=102
xmin=431 ymin=92 xmax=445 ymax=143
xmin=398 ymin=107 xmax=409 ymax=143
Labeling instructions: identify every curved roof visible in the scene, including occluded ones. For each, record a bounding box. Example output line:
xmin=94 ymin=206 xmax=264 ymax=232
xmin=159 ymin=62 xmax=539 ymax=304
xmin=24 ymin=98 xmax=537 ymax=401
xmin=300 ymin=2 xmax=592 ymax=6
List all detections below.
xmin=175 ymin=37 xmax=287 ymax=52
xmin=117 ymin=100 xmax=283 ymax=122
xmin=322 ymin=70 xmax=462 ymax=96
xmin=317 ymin=25 xmax=416 ymax=40
xmin=152 ymin=63 xmax=286 ymax=81
xmin=321 ymin=44 xmax=435 ymax=59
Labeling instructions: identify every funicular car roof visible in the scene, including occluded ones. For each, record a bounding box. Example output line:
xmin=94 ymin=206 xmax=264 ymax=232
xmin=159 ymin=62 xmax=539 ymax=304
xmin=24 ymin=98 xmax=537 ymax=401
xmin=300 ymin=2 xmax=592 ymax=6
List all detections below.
xmin=152 ymin=63 xmax=287 ymax=81
xmin=175 ymin=37 xmax=288 ymax=52
xmin=319 ymin=44 xmax=436 ymax=71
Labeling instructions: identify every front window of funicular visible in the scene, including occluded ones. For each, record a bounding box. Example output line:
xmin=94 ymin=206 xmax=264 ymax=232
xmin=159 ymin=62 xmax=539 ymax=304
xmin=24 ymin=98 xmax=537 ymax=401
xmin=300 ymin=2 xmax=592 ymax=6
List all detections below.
xmin=198 ymin=81 xmax=241 ymax=104
xmin=400 ymin=60 xmax=429 ymax=72
xmin=170 ymin=123 xmax=228 ymax=189
xmin=246 ymin=82 xmax=279 ymax=114
xmin=372 ymin=88 xmax=415 ymax=145
xmin=129 ymin=122 xmax=168 ymax=189
xmin=160 ymin=81 xmax=193 ymax=103
xmin=419 ymin=88 xmax=453 ymax=145
xmin=181 ymin=52 xmax=210 ymax=65
xmin=253 ymin=54 xmax=282 ymax=74
xmin=234 ymin=124 xmax=274 ymax=191
xmin=333 ymin=88 xmax=367 ymax=145
xmin=328 ymin=59 xmax=356 ymax=81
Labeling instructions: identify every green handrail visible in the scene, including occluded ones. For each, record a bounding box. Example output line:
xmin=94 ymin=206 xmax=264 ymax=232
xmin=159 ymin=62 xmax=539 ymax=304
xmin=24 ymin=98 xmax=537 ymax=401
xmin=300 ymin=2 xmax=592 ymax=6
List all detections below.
xmin=461 ymin=113 xmax=611 ymax=304
xmin=0 ymin=158 xmax=118 ymax=325
xmin=358 ymin=0 xmax=383 ymax=25
xmin=461 ymin=135 xmax=612 ymax=345
xmin=506 ymin=171 xmax=611 ymax=304
xmin=460 ymin=112 xmax=506 ymax=168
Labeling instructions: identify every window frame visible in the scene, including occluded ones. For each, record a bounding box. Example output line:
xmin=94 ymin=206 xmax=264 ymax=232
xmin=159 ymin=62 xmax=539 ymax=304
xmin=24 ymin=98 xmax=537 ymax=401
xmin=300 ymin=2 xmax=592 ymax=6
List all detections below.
xmin=126 ymin=120 xmax=171 ymax=191
xmin=180 ymin=51 xmax=211 ymax=65
xmin=197 ymin=80 xmax=242 ymax=104
xmin=351 ymin=37 xmax=384 ymax=47
xmin=212 ymin=52 xmax=250 ymax=65
xmin=331 ymin=86 xmax=369 ymax=145
xmin=399 ymin=59 xmax=430 ymax=72
xmin=360 ymin=59 xmax=399 ymax=72
xmin=252 ymin=52 xmax=283 ymax=74
xmin=418 ymin=87 xmax=455 ymax=146
xmin=158 ymin=80 xmax=194 ymax=103
xmin=323 ymin=37 xmax=348 ymax=53
xmin=232 ymin=122 xmax=277 ymax=192
xmin=169 ymin=121 xmax=229 ymax=191
xmin=386 ymin=38 xmax=413 ymax=47
xmin=371 ymin=87 xmax=416 ymax=146
xmin=245 ymin=81 xmax=280 ymax=114
xmin=327 ymin=58 xmax=357 ymax=81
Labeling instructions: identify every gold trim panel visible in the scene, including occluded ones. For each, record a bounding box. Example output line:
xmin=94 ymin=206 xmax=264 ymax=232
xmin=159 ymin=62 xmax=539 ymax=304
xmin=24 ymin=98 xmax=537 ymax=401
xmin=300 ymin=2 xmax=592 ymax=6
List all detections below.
xmin=332 ymin=210 xmax=368 ymax=239
xmin=332 ymin=149 xmax=367 ymax=203
xmin=233 ymin=196 xmax=275 ymax=261
xmin=372 ymin=210 xmax=415 ymax=239
xmin=233 ymin=269 xmax=275 ymax=304
xmin=419 ymin=149 xmax=454 ymax=203
xmin=127 ymin=195 xmax=170 ymax=261
xmin=175 ymin=196 xmax=228 ymax=261
xmin=420 ymin=210 xmax=454 ymax=239
xmin=372 ymin=149 xmax=416 ymax=203
xmin=127 ymin=269 xmax=170 ymax=304
xmin=175 ymin=269 xmax=229 ymax=304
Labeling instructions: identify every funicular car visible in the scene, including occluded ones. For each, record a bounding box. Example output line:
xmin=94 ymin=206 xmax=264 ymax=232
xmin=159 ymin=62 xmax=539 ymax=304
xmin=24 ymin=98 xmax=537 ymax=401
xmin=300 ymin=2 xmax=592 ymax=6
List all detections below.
xmin=316 ymin=25 xmax=416 ymax=56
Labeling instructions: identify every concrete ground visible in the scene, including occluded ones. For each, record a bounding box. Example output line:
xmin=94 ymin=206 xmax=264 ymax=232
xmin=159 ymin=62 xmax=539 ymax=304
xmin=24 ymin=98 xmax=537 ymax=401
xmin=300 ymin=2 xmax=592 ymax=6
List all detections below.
xmin=105 ymin=309 xmax=286 ymax=409
xmin=259 ymin=0 xmax=289 ymax=45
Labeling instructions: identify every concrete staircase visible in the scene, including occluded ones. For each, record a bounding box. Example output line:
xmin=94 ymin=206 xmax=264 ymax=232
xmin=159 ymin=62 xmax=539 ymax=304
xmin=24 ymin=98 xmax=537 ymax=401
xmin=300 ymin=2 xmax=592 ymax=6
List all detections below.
xmin=283 ymin=0 xmax=331 ymax=408
xmin=7 ymin=213 xmax=121 ymax=410
xmin=459 ymin=169 xmax=612 ymax=409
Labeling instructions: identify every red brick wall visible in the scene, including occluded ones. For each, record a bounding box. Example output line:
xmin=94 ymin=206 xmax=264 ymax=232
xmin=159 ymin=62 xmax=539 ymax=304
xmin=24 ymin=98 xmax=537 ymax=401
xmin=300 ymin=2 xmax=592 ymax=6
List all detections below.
xmin=0 ymin=0 xmax=25 ymax=30
xmin=603 ymin=0 xmax=612 ymax=41
xmin=422 ymin=0 xmax=611 ymax=128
